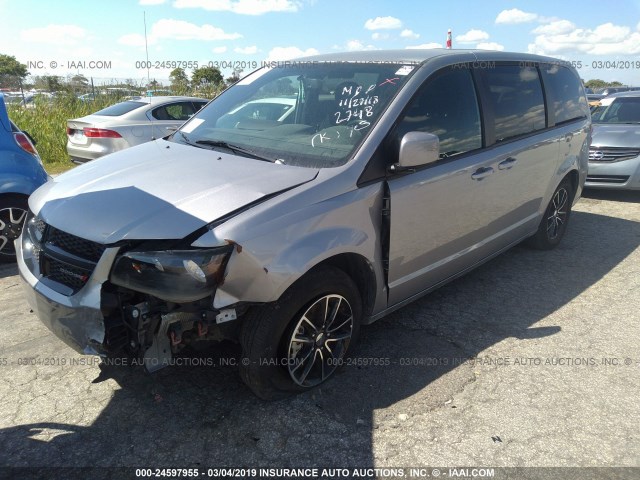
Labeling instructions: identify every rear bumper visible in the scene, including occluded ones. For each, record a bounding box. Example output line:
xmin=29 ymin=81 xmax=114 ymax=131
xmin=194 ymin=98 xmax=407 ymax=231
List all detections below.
xmin=66 ymin=137 xmax=129 ymax=163
xmin=585 ymin=156 xmax=640 ymax=190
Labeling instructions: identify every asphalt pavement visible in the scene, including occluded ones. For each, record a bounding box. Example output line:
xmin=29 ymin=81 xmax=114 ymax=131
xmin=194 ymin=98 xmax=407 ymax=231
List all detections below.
xmin=0 ymin=189 xmax=638 ymax=480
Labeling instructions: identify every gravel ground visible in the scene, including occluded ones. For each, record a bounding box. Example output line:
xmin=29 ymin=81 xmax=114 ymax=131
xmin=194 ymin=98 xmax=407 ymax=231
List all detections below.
xmin=0 ymin=189 xmax=638 ymax=479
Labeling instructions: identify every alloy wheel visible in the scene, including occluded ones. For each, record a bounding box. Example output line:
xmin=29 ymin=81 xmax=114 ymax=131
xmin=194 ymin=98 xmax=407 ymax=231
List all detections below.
xmin=287 ymin=294 xmax=354 ymax=387
xmin=546 ymin=187 xmax=568 ymax=241
xmin=0 ymin=207 xmax=27 ymax=258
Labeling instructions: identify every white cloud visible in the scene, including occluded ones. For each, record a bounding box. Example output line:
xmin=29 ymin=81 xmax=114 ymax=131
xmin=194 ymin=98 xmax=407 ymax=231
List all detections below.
xmin=212 ymin=46 xmax=228 ymax=53
xmin=235 ymin=45 xmax=258 ymax=54
xmin=173 ymin=0 xmax=300 ymax=15
xmin=406 ymin=42 xmax=442 ymax=49
xmin=118 ymin=18 xmax=241 ymax=46
xmin=151 ymin=19 xmax=241 ymax=41
xmin=456 ymin=29 xmax=489 ymax=44
xmin=372 ymin=32 xmax=389 ymax=40
xmin=495 ymin=8 xmax=538 ymax=24
xmin=344 ymin=40 xmax=376 ymax=51
xmin=532 ymin=20 xmax=576 ymax=35
xmin=400 ymin=29 xmax=419 ymax=39
xmin=139 ymin=0 xmax=166 ymax=5
xmin=528 ymin=21 xmax=640 ymax=55
xmin=265 ymin=46 xmax=319 ymax=61
xmin=476 ymin=42 xmax=505 ymax=51
xmin=364 ymin=16 xmax=402 ymax=30
xmin=20 ymin=24 xmax=87 ymax=46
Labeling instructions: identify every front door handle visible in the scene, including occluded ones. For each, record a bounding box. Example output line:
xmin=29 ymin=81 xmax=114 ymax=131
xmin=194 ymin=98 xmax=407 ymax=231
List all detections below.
xmin=498 ymin=157 xmax=517 ymax=170
xmin=471 ymin=166 xmax=494 ymax=180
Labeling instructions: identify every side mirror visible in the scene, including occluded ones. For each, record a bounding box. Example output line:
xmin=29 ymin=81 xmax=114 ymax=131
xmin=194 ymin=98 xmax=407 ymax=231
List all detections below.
xmin=390 ymin=131 xmax=439 ymax=173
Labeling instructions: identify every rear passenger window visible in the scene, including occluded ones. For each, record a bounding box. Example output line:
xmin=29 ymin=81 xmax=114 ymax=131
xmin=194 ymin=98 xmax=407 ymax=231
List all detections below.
xmin=540 ymin=65 xmax=589 ymax=124
xmin=153 ymin=102 xmax=201 ymax=121
xmin=485 ymin=66 xmax=545 ymax=141
xmin=394 ymin=68 xmax=482 ymax=158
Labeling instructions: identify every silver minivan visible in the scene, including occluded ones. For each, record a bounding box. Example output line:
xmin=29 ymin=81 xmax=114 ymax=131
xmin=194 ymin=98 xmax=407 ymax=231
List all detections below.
xmin=18 ymin=50 xmax=590 ymax=399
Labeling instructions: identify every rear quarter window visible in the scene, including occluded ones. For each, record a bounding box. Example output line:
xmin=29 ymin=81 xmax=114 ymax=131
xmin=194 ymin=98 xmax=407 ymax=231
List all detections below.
xmin=540 ymin=65 xmax=589 ymax=124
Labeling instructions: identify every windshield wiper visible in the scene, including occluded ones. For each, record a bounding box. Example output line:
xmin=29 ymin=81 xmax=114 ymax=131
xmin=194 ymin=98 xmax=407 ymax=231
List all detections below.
xmin=175 ymin=131 xmax=200 ymax=148
xmin=195 ymin=140 xmax=276 ymax=162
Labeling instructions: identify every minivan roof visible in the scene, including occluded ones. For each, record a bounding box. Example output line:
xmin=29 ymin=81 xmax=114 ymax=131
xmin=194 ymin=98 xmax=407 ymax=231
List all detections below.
xmin=299 ymin=48 xmax=568 ymax=65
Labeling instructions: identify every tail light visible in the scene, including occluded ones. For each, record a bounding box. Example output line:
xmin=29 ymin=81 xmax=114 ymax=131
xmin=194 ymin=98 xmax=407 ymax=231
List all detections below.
xmin=66 ymin=127 xmax=73 ymax=135
xmin=83 ymin=128 xmax=122 ymax=138
xmin=14 ymin=132 xmax=38 ymax=156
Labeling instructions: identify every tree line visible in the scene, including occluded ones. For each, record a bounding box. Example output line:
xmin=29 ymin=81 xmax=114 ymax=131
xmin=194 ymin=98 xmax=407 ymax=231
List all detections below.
xmin=0 ymin=54 xmax=241 ymax=97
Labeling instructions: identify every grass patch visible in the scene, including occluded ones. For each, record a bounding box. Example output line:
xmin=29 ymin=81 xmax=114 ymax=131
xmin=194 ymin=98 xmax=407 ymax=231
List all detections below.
xmin=7 ymin=94 xmax=115 ymax=174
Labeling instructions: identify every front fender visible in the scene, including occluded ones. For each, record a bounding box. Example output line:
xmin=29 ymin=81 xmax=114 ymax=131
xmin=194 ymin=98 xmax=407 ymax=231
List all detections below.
xmin=210 ymin=183 xmax=385 ymax=309
xmin=214 ymin=227 xmax=372 ymax=308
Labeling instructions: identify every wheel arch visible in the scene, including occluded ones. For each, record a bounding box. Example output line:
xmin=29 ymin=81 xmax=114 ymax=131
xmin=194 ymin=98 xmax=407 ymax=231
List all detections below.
xmin=565 ymin=168 xmax=580 ymax=202
xmin=306 ymin=252 xmax=378 ymax=319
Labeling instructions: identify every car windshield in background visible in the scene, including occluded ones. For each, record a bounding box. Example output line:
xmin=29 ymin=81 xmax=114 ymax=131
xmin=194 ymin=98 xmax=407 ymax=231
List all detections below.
xmin=173 ymin=62 xmax=416 ymax=168
xmin=591 ymin=97 xmax=640 ymax=124
xmin=93 ymin=101 xmax=148 ymax=116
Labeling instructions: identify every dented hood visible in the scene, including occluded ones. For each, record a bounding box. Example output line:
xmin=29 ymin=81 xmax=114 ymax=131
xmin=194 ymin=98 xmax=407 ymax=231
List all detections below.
xmin=29 ymin=140 xmax=318 ymax=244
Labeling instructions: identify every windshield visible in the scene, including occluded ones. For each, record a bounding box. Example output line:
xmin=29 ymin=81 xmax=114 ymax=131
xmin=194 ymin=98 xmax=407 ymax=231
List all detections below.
xmin=172 ymin=62 xmax=417 ymax=167
xmin=591 ymin=97 xmax=640 ymax=124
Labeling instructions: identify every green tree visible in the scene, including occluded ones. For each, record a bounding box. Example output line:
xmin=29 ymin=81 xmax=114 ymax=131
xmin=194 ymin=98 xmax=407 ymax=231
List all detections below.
xmin=610 ymin=81 xmax=623 ymax=87
xmin=0 ymin=54 xmax=29 ymax=88
xmin=169 ymin=67 xmax=190 ymax=94
xmin=191 ymin=66 xmax=223 ymax=88
xmin=69 ymin=74 xmax=89 ymax=92
xmin=32 ymin=75 xmax=65 ymax=92
xmin=225 ymin=68 xmax=243 ymax=86
xmin=585 ymin=79 xmax=607 ymax=89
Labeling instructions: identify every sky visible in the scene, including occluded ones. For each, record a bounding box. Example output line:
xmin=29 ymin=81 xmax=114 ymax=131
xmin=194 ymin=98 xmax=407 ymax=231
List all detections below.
xmin=1 ymin=0 xmax=640 ymax=86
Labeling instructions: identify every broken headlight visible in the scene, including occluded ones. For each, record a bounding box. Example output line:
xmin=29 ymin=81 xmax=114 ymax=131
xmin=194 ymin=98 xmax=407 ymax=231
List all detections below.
xmin=110 ymin=246 xmax=232 ymax=303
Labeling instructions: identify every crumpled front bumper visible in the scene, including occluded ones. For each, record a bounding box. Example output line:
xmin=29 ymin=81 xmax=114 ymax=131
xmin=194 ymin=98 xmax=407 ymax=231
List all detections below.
xmin=16 ymin=234 xmax=119 ymax=356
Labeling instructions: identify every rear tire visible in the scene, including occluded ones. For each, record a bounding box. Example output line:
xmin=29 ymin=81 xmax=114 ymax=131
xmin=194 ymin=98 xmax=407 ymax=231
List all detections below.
xmin=526 ymin=178 xmax=574 ymax=250
xmin=0 ymin=194 xmax=29 ymax=263
xmin=239 ymin=266 xmax=362 ymax=400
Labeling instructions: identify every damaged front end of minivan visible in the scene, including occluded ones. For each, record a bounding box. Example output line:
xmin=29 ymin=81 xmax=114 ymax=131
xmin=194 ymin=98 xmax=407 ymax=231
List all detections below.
xmin=18 ymin=216 xmax=249 ymax=371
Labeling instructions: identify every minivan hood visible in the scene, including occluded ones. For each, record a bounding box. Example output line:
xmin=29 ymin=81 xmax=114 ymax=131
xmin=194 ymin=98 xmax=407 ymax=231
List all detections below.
xmin=30 ymin=140 xmax=318 ymax=244
xmin=591 ymin=123 xmax=640 ymax=148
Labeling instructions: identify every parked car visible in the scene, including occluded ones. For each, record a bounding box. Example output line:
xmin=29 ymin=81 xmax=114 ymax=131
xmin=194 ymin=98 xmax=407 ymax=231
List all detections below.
xmin=21 ymin=92 xmax=56 ymax=109
xmin=78 ymin=93 xmax=99 ymax=102
xmin=0 ymin=94 xmax=49 ymax=262
xmin=586 ymin=91 xmax=640 ymax=190
xmin=66 ymin=96 xmax=208 ymax=163
xmin=145 ymin=89 xmax=172 ymax=97
xmin=19 ymin=50 xmax=589 ymax=398
xmin=587 ymin=93 xmax=605 ymax=107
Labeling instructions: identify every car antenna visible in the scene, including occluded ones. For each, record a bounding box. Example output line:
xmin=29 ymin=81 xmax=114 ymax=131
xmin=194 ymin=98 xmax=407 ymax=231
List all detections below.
xmin=144 ymin=11 xmax=156 ymax=140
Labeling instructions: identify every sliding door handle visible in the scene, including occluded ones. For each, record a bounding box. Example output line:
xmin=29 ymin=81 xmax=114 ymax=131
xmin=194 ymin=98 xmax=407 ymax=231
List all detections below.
xmin=498 ymin=157 xmax=517 ymax=170
xmin=471 ymin=166 xmax=494 ymax=180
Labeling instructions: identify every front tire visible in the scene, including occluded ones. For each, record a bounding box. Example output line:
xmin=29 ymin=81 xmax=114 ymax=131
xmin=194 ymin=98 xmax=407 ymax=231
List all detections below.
xmin=527 ymin=178 xmax=574 ymax=250
xmin=0 ymin=194 xmax=29 ymax=263
xmin=239 ymin=266 xmax=362 ymax=400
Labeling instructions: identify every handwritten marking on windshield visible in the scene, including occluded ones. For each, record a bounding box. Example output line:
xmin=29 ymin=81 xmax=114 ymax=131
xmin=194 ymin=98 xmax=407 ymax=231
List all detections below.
xmin=311 ymin=123 xmax=370 ymax=147
xmin=379 ymin=77 xmax=400 ymax=87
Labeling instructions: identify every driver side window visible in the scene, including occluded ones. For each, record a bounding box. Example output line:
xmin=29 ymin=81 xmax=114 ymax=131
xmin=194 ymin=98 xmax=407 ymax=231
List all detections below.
xmin=394 ymin=68 xmax=482 ymax=159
